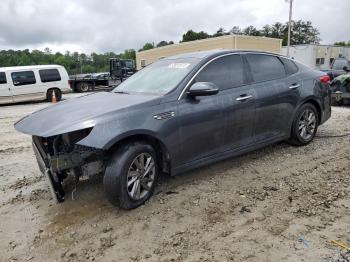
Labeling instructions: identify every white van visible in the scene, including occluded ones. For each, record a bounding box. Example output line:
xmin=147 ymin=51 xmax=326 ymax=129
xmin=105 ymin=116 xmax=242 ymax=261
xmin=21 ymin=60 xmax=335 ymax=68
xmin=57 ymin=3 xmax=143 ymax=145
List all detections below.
xmin=0 ymin=65 xmax=70 ymax=105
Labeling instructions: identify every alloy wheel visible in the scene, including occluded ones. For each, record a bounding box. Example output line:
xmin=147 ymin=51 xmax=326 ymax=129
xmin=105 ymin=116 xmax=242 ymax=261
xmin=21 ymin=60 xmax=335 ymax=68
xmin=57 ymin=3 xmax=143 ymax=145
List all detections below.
xmin=126 ymin=153 xmax=155 ymax=200
xmin=298 ymin=109 xmax=316 ymax=141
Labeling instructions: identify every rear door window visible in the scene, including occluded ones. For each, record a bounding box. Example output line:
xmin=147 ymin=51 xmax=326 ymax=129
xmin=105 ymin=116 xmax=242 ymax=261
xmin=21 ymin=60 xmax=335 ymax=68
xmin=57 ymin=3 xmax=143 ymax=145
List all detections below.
xmin=11 ymin=71 xmax=36 ymax=86
xmin=194 ymin=54 xmax=245 ymax=90
xmin=39 ymin=69 xmax=61 ymax=82
xmin=0 ymin=72 xmax=6 ymax=84
xmin=246 ymin=54 xmax=286 ymax=82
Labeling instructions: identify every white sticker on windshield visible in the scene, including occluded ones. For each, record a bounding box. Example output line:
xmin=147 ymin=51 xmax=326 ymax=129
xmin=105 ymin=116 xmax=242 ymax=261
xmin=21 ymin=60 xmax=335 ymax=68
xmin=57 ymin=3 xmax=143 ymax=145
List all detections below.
xmin=168 ymin=63 xmax=191 ymax=69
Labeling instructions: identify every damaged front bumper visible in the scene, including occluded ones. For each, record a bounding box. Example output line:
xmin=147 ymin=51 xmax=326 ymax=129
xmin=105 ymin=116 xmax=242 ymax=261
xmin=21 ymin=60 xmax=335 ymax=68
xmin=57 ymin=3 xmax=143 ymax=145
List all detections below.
xmin=32 ymin=136 xmax=105 ymax=203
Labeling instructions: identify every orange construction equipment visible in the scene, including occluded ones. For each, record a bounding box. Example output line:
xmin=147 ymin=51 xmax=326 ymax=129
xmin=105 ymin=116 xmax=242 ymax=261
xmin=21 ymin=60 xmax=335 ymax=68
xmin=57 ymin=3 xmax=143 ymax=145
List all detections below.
xmin=51 ymin=91 xmax=57 ymax=103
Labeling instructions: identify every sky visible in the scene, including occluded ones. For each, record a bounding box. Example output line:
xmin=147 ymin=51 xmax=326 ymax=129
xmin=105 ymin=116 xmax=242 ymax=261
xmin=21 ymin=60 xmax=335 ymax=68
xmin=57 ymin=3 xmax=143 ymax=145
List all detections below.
xmin=0 ymin=0 xmax=349 ymax=54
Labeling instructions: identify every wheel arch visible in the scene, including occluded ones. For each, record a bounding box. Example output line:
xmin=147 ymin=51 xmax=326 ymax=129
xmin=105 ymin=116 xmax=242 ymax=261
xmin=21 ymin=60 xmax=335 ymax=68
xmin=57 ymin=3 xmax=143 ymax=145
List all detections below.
xmin=300 ymin=98 xmax=322 ymax=124
xmin=106 ymin=132 xmax=171 ymax=174
xmin=46 ymin=87 xmax=62 ymax=100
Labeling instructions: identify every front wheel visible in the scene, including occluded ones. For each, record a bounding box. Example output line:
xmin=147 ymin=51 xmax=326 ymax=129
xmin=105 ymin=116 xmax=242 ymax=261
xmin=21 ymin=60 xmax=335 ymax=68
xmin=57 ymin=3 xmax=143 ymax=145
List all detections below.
xmin=288 ymin=103 xmax=318 ymax=146
xmin=104 ymin=142 xmax=158 ymax=209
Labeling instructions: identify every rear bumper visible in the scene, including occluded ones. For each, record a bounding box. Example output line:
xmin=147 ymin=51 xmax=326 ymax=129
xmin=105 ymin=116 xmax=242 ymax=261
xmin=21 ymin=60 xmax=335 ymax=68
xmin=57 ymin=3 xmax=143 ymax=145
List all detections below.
xmin=332 ymin=91 xmax=350 ymax=100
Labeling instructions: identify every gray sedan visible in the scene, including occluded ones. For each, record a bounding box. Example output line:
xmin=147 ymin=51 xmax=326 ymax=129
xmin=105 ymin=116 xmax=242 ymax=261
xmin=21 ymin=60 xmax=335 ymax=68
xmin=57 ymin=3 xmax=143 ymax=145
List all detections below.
xmin=15 ymin=50 xmax=332 ymax=209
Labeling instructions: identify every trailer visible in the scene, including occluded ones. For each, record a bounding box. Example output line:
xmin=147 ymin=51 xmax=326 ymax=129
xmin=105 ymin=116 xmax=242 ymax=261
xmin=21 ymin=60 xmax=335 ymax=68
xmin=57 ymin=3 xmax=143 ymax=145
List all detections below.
xmin=69 ymin=58 xmax=135 ymax=92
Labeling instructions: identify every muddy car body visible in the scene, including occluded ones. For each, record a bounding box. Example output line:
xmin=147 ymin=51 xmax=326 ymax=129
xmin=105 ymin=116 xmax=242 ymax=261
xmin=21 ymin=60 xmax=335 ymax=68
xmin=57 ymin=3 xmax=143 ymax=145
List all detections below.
xmin=15 ymin=50 xmax=332 ymax=209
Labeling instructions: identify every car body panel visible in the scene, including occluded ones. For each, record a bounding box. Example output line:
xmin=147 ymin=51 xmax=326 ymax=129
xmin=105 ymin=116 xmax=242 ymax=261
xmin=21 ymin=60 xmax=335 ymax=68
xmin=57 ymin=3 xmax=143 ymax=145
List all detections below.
xmin=15 ymin=92 xmax=161 ymax=137
xmin=15 ymin=49 xmax=332 ymax=178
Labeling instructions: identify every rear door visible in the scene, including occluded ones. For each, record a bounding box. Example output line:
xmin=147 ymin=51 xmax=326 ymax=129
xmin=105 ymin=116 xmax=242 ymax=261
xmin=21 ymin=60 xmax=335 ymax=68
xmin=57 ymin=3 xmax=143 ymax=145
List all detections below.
xmin=0 ymin=72 xmax=13 ymax=104
xmin=244 ymin=53 xmax=295 ymax=141
xmin=10 ymin=70 xmax=45 ymax=102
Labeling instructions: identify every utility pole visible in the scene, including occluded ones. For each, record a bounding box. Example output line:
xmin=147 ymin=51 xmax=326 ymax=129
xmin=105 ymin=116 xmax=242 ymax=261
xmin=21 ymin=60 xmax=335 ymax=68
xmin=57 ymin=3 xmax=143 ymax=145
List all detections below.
xmin=286 ymin=0 xmax=293 ymax=58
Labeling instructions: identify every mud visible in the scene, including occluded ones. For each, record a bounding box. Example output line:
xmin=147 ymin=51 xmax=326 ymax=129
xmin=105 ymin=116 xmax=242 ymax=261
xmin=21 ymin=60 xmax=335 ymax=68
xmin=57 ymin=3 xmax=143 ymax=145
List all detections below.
xmin=1 ymin=94 xmax=350 ymax=262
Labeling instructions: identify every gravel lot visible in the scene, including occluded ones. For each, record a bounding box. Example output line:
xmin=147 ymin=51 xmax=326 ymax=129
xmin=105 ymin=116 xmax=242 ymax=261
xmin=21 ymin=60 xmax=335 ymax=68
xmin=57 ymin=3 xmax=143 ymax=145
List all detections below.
xmin=0 ymin=93 xmax=350 ymax=262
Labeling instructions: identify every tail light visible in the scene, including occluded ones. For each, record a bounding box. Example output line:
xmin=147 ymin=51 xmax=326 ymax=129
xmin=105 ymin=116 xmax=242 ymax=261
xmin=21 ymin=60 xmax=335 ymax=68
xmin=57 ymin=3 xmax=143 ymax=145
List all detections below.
xmin=319 ymin=75 xmax=330 ymax=84
xmin=68 ymin=80 xmax=72 ymax=88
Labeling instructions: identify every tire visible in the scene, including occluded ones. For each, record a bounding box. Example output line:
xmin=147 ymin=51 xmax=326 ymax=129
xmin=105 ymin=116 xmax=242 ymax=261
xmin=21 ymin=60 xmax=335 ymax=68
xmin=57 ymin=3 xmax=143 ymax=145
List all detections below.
xmin=103 ymin=142 xmax=159 ymax=209
xmin=47 ymin=89 xmax=62 ymax=102
xmin=76 ymin=82 xmax=91 ymax=92
xmin=288 ymin=103 xmax=319 ymax=146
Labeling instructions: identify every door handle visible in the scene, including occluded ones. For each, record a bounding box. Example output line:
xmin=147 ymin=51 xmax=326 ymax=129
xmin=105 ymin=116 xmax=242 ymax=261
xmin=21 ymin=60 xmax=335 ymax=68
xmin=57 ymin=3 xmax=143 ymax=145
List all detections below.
xmin=289 ymin=83 xmax=301 ymax=89
xmin=236 ymin=95 xmax=253 ymax=101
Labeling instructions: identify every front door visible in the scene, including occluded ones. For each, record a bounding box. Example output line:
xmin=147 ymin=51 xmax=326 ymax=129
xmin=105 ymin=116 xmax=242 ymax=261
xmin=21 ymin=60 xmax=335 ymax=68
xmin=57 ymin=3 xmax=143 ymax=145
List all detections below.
xmin=177 ymin=54 xmax=255 ymax=165
xmin=0 ymin=72 xmax=13 ymax=104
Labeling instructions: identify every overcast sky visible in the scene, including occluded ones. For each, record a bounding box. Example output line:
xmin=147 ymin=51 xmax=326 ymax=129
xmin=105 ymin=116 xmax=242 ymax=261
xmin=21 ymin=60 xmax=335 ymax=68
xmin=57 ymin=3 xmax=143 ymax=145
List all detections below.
xmin=0 ymin=0 xmax=349 ymax=54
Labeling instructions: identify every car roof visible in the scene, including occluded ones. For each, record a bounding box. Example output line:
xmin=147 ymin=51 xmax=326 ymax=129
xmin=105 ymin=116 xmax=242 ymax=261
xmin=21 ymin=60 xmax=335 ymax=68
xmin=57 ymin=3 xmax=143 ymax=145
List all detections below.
xmin=0 ymin=64 xmax=64 ymax=71
xmin=163 ymin=49 xmax=282 ymax=60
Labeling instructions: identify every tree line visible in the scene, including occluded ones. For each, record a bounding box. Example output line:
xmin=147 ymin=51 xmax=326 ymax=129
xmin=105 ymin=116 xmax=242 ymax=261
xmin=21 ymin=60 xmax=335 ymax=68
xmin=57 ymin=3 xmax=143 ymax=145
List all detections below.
xmin=0 ymin=19 xmax=347 ymax=75
xmin=0 ymin=48 xmax=136 ymax=75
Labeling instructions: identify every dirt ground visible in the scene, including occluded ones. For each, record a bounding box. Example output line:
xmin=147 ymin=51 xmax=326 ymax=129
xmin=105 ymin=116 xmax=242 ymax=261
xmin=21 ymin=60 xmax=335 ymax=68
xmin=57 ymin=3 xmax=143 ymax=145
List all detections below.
xmin=1 ymin=93 xmax=350 ymax=262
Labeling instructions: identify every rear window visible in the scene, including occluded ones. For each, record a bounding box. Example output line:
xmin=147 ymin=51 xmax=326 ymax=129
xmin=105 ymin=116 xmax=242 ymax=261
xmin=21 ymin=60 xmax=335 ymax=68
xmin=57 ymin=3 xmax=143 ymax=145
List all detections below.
xmin=246 ymin=54 xmax=286 ymax=82
xmin=11 ymin=71 xmax=36 ymax=86
xmin=280 ymin=57 xmax=298 ymax=75
xmin=0 ymin=72 xmax=6 ymax=84
xmin=39 ymin=69 xmax=61 ymax=82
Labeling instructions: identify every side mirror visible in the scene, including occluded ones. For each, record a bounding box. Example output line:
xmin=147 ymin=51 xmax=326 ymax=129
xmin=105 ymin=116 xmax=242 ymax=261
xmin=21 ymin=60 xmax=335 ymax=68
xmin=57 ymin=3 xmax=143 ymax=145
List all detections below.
xmin=187 ymin=82 xmax=219 ymax=97
xmin=343 ymin=66 xmax=349 ymax=72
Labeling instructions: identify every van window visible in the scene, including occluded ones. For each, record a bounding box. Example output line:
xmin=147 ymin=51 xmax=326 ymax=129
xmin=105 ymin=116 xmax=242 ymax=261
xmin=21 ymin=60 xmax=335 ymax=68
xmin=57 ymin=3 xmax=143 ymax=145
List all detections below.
xmin=0 ymin=72 xmax=6 ymax=84
xmin=195 ymin=55 xmax=244 ymax=90
xmin=11 ymin=71 xmax=36 ymax=86
xmin=246 ymin=54 xmax=286 ymax=82
xmin=39 ymin=69 xmax=61 ymax=82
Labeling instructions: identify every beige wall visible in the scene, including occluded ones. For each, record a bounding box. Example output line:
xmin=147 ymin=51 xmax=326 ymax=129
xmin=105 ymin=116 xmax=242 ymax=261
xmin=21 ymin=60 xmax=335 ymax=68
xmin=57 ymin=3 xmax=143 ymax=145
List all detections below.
xmin=136 ymin=35 xmax=282 ymax=69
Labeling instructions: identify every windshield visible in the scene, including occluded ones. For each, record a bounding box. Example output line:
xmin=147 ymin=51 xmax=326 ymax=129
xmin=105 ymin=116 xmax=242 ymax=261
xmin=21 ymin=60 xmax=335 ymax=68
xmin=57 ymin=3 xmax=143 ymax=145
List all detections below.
xmin=113 ymin=58 xmax=198 ymax=95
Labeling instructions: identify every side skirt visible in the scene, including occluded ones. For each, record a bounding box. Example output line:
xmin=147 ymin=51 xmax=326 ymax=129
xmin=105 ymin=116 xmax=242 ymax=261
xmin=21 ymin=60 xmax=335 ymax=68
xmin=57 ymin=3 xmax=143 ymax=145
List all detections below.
xmin=171 ymin=135 xmax=287 ymax=176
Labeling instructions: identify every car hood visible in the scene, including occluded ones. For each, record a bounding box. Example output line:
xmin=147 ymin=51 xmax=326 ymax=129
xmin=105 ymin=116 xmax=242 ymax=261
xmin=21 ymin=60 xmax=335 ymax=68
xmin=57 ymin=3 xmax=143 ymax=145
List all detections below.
xmin=14 ymin=92 xmax=161 ymax=137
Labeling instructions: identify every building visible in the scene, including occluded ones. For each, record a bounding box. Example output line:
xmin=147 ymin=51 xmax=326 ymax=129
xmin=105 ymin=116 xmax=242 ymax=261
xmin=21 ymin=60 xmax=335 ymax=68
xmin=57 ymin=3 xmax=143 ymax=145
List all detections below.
xmin=136 ymin=35 xmax=282 ymax=70
xmin=282 ymin=44 xmax=350 ymax=70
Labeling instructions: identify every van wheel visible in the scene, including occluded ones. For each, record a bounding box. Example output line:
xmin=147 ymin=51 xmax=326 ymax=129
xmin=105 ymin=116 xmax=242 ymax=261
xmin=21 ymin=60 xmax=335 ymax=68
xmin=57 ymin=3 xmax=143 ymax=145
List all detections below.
xmin=288 ymin=103 xmax=318 ymax=146
xmin=104 ymin=142 xmax=158 ymax=210
xmin=47 ymin=89 xmax=62 ymax=102
xmin=76 ymin=82 xmax=91 ymax=92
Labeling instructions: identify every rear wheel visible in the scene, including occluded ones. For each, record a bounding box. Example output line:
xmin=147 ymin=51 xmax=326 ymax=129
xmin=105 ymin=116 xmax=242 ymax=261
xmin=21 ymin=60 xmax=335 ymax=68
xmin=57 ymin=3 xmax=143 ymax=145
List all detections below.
xmin=76 ymin=82 xmax=91 ymax=92
xmin=103 ymin=142 xmax=158 ymax=209
xmin=288 ymin=103 xmax=318 ymax=146
xmin=47 ymin=89 xmax=62 ymax=102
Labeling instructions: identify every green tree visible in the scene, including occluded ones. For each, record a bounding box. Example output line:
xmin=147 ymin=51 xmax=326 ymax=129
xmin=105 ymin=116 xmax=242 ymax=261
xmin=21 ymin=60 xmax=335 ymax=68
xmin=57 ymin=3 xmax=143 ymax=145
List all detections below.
xmin=156 ymin=41 xmax=174 ymax=47
xmin=243 ymin=26 xmax=261 ymax=36
xmin=181 ymin=30 xmax=210 ymax=42
xmin=290 ymin=20 xmax=320 ymax=45
xmin=229 ymin=26 xmax=242 ymax=35
xmin=334 ymin=41 xmax=350 ymax=46
xmin=138 ymin=42 xmax=154 ymax=52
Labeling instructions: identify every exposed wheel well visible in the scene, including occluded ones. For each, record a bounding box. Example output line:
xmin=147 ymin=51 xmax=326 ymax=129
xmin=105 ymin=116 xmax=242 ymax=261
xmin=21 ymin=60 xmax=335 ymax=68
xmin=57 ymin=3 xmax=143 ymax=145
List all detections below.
xmin=107 ymin=134 xmax=171 ymax=174
xmin=302 ymin=99 xmax=321 ymax=124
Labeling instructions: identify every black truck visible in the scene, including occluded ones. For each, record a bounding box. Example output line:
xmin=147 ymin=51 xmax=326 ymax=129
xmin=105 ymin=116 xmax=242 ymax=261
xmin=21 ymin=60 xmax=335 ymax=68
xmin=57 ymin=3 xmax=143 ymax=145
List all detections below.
xmin=69 ymin=58 xmax=135 ymax=92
